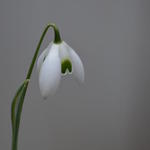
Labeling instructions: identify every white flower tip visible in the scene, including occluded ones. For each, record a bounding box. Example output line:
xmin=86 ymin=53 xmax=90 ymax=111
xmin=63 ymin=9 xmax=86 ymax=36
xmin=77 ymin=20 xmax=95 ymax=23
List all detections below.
xmin=39 ymin=82 xmax=59 ymax=99
xmin=77 ymin=68 xmax=85 ymax=83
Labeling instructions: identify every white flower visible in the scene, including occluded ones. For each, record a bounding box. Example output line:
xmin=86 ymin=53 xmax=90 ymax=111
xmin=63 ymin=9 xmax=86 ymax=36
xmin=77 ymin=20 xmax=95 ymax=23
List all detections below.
xmin=37 ymin=41 xmax=84 ymax=98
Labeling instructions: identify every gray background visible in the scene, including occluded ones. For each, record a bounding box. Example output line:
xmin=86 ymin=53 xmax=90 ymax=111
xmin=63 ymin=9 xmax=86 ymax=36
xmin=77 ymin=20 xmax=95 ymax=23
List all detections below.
xmin=0 ymin=0 xmax=150 ymax=150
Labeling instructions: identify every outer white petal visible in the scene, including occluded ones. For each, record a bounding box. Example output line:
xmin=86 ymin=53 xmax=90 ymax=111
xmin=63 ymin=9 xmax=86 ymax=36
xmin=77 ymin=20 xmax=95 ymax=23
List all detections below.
xmin=64 ymin=42 xmax=85 ymax=83
xmin=39 ymin=44 xmax=61 ymax=98
xmin=37 ymin=42 xmax=52 ymax=73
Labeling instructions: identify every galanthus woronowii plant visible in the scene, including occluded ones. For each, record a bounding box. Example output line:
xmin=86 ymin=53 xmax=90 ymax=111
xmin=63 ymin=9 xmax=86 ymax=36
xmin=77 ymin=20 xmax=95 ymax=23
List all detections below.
xmin=11 ymin=23 xmax=84 ymax=150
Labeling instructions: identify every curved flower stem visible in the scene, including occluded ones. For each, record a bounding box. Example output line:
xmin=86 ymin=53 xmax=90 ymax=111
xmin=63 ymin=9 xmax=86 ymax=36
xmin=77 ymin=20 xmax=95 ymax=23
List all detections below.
xmin=11 ymin=23 xmax=61 ymax=150
xmin=26 ymin=23 xmax=62 ymax=79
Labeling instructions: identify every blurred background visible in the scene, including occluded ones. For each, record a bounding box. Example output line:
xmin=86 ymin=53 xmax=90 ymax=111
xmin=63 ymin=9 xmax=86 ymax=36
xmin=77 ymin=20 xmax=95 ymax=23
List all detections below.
xmin=0 ymin=0 xmax=150 ymax=150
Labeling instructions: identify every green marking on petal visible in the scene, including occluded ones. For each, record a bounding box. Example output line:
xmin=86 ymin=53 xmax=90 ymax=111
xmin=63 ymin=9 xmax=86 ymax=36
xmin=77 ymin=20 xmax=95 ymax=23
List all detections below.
xmin=61 ymin=59 xmax=72 ymax=74
xmin=43 ymin=56 xmax=46 ymax=62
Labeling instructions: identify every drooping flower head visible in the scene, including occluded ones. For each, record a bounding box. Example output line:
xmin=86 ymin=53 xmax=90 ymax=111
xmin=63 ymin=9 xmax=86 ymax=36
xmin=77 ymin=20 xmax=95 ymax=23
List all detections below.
xmin=37 ymin=25 xmax=84 ymax=98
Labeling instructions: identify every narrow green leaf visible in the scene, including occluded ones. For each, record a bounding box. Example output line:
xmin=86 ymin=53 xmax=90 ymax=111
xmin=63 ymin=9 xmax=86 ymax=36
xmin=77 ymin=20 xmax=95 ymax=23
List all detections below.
xmin=11 ymin=79 xmax=29 ymax=150
xmin=11 ymin=79 xmax=29 ymax=136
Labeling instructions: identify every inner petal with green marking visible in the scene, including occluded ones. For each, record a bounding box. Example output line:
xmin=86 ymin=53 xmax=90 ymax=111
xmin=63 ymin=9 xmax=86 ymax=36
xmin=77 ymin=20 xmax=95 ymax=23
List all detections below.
xmin=61 ymin=59 xmax=72 ymax=74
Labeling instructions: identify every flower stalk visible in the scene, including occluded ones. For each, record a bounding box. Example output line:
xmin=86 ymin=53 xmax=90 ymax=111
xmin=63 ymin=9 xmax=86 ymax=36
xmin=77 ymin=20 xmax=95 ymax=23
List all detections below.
xmin=26 ymin=23 xmax=62 ymax=79
xmin=11 ymin=23 xmax=61 ymax=150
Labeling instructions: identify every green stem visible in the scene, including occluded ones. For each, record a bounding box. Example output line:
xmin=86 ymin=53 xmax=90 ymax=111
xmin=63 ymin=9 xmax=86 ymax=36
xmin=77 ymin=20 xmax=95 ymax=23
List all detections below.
xmin=12 ymin=23 xmax=61 ymax=150
xmin=26 ymin=23 xmax=62 ymax=79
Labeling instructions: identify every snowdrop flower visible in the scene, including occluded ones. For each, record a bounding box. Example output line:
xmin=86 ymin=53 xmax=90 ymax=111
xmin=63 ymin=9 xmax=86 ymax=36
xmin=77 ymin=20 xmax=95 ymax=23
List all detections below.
xmin=37 ymin=25 xmax=84 ymax=98
xmin=11 ymin=23 xmax=85 ymax=150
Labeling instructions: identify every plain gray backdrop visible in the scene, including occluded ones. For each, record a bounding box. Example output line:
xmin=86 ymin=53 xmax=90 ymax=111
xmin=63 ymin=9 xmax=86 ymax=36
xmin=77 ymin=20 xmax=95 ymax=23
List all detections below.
xmin=0 ymin=0 xmax=150 ymax=150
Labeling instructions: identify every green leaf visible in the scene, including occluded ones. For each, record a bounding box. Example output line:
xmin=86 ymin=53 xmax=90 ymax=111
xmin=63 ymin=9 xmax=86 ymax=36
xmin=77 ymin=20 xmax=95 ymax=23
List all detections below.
xmin=11 ymin=79 xmax=29 ymax=137
xmin=11 ymin=79 xmax=29 ymax=150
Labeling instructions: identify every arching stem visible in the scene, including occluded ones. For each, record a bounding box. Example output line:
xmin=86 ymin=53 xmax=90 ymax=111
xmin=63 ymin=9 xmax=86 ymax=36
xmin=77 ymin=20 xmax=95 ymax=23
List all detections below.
xmin=26 ymin=23 xmax=62 ymax=79
xmin=11 ymin=23 xmax=61 ymax=150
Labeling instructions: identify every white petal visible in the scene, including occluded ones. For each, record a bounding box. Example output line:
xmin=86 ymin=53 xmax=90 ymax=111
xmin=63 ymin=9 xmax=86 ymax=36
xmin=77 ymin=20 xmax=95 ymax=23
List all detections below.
xmin=37 ymin=42 xmax=52 ymax=73
xmin=64 ymin=42 xmax=84 ymax=83
xmin=59 ymin=42 xmax=70 ymax=60
xmin=39 ymin=44 xmax=61 ymax=98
